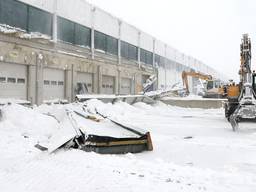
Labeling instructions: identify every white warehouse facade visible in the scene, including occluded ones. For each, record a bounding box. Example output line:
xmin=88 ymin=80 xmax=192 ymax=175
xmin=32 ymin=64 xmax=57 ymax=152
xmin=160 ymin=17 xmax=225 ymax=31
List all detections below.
xmin=0 ymin=0 xmax=225 ymax=104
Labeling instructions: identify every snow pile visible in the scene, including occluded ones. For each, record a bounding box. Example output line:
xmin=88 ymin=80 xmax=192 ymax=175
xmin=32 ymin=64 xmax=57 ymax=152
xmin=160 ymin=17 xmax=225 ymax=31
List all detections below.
xmin=0 ymin=100 xmax=256 ymax=192
xmin=0 ymin=24 xmax=25 ymax=34
xmin=20 ymin=32 xmax=51 ymax=40
xmin=0 ymin=24 xmax=51 ymax=40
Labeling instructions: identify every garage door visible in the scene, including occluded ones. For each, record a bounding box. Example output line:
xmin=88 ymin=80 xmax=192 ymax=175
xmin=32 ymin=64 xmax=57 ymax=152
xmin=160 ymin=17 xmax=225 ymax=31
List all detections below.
xmin=102 ymin=75 xmax=115 ymax=94
xmin=76 ymin=72 xmax=93 ymax=94
xmin=43 ymin=68 xmax=65 ymax=100
xmin=120 ymin=78 xmax=132 ymax=95
xmin=0 ymin=62 xmax=27 ymax=100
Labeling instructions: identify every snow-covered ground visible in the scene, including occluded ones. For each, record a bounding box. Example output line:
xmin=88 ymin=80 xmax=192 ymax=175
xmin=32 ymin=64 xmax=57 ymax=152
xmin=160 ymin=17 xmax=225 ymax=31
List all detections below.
xmin=0 ymin=100 xmax=256 ymax=192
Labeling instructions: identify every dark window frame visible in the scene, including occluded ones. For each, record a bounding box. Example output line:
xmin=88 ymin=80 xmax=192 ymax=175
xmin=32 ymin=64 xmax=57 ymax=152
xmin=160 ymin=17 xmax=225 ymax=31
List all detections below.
xmin=121 ymin=41 xmax=138 ymax=61
xmin=0 ymin=0 xmax=28 ymax=31
xmin=94 ymin=30 xmax=118 ymax=56
xmin=140 ymin=48 xmax=153 ymax=65
xmin=28 ymin=5 xmax=53 ymax=36
xmin=44 ymin=80 xmax=50 ymax=85
xmin=74 ymin=23 xmax=91 ymax=48
xmin=0 ymin=77 xmax=6 ymax=83
xmin=17 ymin=78 xmax=26 ymax=84
xmin=57 ymin=16 xmax=75 ymax=44
xmin=7 ymin=77 xmax=16 ymax=83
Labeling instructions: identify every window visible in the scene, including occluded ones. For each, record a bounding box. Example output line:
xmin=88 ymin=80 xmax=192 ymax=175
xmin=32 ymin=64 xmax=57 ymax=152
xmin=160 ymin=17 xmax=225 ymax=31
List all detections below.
xmin=87 ymin=83 xmax=92 ymax=87
xmin=7 ymin=77 xmax=16 ymax=83
xmin=140 ymin=49 xmax=153 ymax=65
xmin=75 ymin=23 xmax=91 ymax=47
xmin=44 ymin=80 xmax=50 ymax=85
xmin=57 ymin=16 xmax=92 ymax=47
xmin=0 ymin=77 xmax=6 ymax=83
xmin=0 ymin=0 xmax=27 ymax=30
xmin=146 ymin=51 xmax=153 ymax=65
xmin=165 ymin=60 xmax=170 ymax=69
xmin=51 ymin=81 xmax=57 ymax=85
xmin=155 ymin=55 xmax=165 ymax=68
xmin=58 ymin=81 xmax=64 ymax=86
xmin=121 ymin=41 xmax=128 ymax=59
xmin=57 ymin=16 xmax=75 ymax=44
xmin=28 ymin=6 xmax=52 ymax=36
xmin=106 ymin=35 xmax=118 ymax=55
xmin=160 ymin=56 xmax=165 ymax=67
xmin=128 ymin=44 xmax=137 ymax=60
xmin=94 ymin=31 xmax=106 ymax=52
xmin=155 ymin=54 xmax=160 ymax=66
xmin=94 ymin=31 xmax=118 ymax=55
xmin=121 ymin=41 xmax=138 ymax=61
xmin=17 ymin=78 xmax=25 ymax=84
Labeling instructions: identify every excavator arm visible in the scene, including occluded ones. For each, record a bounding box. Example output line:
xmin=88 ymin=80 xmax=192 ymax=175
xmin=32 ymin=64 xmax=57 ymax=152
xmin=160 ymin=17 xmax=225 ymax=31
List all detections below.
xmin=182 ymin=71 xmax=212 ymax=95
xmin=225 ymin=34 xmax=256 ymax=131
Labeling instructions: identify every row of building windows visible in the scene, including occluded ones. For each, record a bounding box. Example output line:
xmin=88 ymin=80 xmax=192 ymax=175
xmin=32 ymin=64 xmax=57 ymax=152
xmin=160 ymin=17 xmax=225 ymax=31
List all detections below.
xmin=102 ymin=84 xmax=113 ymax=89
xmin=0 ymin=0 xmax=190 ymax=69
xmin=44 ymin=80 xmax=64 ymax=86
xmin=0 ymin=76 xmax=26 ymax=84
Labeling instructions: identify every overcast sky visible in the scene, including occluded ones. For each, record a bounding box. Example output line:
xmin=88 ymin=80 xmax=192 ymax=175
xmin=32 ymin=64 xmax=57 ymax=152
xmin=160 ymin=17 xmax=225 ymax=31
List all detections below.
xmin=88 ymin=0 xmax=256 ymax=80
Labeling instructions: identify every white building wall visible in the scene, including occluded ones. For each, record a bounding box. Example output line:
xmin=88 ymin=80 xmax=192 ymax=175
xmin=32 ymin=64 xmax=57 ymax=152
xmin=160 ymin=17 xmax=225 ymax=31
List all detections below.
xmin=155 ymin=40 xmax=165 ymax=57
xmin=19 ymin=0 xmax=54 ymax=12
xmin=175 ymin=51 xmax=183 ymax=64
xmin=56 ymin=0 xmax=92 ymax=28
xmin=121 ymin=22 xmax=138 ymax=46
xmin=94 ymin=8 xmax=119 ymax=38
xmin=140 ymin=32 xmax=153 ymax=52
xmin=166 ymin=46 xmax=176 ymax=62
xmin=167 ymin=69 xmax=176 ymax=87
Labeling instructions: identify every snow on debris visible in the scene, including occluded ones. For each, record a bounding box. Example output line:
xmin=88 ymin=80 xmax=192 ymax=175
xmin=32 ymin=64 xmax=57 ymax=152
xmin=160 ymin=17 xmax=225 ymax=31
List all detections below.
xmin=0 ymin=100 xmax=256 ymax=192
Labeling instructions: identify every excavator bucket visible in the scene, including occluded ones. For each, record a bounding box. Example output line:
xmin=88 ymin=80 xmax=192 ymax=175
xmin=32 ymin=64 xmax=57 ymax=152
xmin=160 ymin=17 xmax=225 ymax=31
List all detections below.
xmin=229 ymin=104 xmax=256 ymax=131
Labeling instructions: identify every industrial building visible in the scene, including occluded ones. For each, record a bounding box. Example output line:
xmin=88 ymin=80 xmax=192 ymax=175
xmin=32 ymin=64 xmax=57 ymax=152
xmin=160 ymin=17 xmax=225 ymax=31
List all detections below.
xmin=0 ymin=0 xmax=224 ymax=104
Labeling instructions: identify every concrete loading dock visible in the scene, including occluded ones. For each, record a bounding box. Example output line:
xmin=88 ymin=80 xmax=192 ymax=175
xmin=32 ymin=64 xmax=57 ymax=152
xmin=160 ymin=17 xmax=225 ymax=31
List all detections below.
xmin=161 ymin=97 xmax=226 ymax=109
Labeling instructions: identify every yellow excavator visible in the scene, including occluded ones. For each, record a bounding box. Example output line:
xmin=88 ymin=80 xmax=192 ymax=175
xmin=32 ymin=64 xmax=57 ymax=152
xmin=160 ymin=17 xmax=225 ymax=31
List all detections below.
xmin=182 ymin=71 xmax=225 ymax=98
xmin=224 ymin=34 xmax=256 ymax=131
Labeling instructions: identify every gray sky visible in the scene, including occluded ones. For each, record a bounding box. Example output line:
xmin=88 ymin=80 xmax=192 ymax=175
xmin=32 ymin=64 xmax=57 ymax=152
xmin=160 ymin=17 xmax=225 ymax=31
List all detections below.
xmin=88 ymin=0 xmax=256 ymax=80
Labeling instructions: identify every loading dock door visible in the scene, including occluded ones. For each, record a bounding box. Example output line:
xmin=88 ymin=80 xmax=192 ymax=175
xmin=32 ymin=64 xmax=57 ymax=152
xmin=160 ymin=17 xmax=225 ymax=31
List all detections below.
xmin=76 ymin=72 xmax=93 ymax=94
xmin=43 ymin=68 xmax=65 ymax=100
xmin=0 ymin=62 xmax=27 ymax=100
xmin=120 ymin=78 xmax=132 ymax=95
xmin=102 ymin=75 xmax=115 ymax=94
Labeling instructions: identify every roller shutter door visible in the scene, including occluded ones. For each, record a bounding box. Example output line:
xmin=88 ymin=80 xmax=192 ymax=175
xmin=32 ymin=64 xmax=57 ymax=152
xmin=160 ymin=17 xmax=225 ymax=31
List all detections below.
xmin=43 ymin=68 xmax=65 ymax=100
xmin=120 ymin=78 xmax=132 ymax=95
xmin=102 ymin=75 xmax=115 ymax=94
xmin=0 ymin=62 xmax=27 ymax=100
xmin=76 ymin=72 xmax=93 ymax=94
